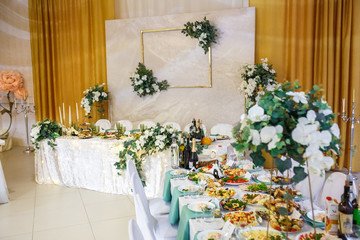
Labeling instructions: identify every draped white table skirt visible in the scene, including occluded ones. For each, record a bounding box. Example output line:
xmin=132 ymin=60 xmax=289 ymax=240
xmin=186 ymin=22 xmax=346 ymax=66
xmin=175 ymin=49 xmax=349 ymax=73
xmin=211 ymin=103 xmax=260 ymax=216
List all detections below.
xmin=35 ymin=136 xmax=172 ymax=198
xmin=0 ymin=160 xmax=9 ymax=204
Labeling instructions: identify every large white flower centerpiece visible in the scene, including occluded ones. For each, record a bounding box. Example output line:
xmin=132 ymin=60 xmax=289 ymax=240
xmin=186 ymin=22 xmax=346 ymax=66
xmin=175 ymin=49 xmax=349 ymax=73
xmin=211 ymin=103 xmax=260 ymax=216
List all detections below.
xmin=240 ymin=58 xmax=277 ymax=105
xmin=81 ymin=83 xmax=108 ymax=117
xmin=130 ymin=63 xmax=169 ymax=98
xmin=233 ymin=81 xmax=341 ymax=183
xmin=114 ymin=123 xmax=177 ymax=183
xmin=31 ymin=119 xmax=64 ymax=149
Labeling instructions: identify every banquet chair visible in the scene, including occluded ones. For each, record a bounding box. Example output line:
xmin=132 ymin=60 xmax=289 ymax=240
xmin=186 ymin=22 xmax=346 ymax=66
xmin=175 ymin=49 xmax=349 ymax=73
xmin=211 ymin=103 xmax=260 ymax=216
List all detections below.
xmin=134 ymin=192 xmax=177 ymax=240
xmin=113 ymin=120 xmax=133 ymax=133
xmin=294 ymin=168 xmax=325 ymax=201
xmin=0 ymin=139 xmax=9 ymax=204
xmin=137 ymin=120 xmax=156 ymax=129
xmin=128 ymin=219 xmax=145 ymax=240
xmin=95 ymin=119 xmax=111 ymax=133
xmin=315 ymin=172 xmax=347 ymax=209
xmin=163 ymin=122 xmax=181 ymax=131
xmin=184 ymin=123 xmax=207 ymax=136
xmin=210 ymin=123 xmax=233 ymax=137
xmin=126 ymin=159 xmax=170 ymax=216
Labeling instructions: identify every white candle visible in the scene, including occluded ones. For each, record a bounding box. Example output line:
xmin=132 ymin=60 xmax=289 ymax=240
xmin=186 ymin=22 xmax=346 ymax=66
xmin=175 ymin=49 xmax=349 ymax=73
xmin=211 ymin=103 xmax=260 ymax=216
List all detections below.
xmin=59 ymin=106 xmax=63 ymax=124
xmin=63 ymin=103 xmax=66 ymax=124
xmin=69 ymin=106 xmax=71 ymax=126
xmin=353 ymin=89 xmax=355 ymax=102
xmin=76 ymin=103 xmax=79 ymax=122
xmin=342 ymin=98 xmax=345 ymax=113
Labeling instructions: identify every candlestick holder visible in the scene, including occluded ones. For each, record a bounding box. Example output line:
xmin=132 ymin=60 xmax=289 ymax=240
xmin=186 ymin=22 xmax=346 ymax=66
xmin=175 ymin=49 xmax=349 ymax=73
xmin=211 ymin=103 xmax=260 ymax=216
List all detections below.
xmin=340 ymin=101 xmax=360 ymax=198
xmin=15 ymin=102 xmax=36 ymax=153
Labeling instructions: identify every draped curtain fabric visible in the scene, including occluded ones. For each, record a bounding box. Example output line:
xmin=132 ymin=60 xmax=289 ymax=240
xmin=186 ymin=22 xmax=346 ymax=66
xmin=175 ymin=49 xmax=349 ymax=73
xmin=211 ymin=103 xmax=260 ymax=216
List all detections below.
xmin=29 ymin=0 xmax=114 ymax=123
xmin=250 ymin=0 xmax=360 ymax=171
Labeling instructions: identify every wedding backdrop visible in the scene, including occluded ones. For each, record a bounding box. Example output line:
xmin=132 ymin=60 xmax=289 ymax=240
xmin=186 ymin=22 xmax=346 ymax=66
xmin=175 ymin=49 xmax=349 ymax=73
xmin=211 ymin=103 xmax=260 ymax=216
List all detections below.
xmin=106 ymin=9 xmax=254 ymax=128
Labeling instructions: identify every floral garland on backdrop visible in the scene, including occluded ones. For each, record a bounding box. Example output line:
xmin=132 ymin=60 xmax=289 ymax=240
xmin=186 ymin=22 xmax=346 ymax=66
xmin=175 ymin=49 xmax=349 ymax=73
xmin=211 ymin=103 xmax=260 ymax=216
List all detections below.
xmin=181 ymin=17 xmax=218 ymax=54
xmin=81 ymin=83 xmax=108 ymax=117
xmin=0 ymin=70 xmax=28 ymax=138
xmin=130 ymin=63 xmax=169 ymax=97
xmin=31 ymin=119 xmax=64 ymax=149
xmin=232 ymin=81 xmax=341 ymax=183
xmin=113 ymin=123 xmax=177 ymax=183
xmin=239 ymin=58 xmax=277 ymax=104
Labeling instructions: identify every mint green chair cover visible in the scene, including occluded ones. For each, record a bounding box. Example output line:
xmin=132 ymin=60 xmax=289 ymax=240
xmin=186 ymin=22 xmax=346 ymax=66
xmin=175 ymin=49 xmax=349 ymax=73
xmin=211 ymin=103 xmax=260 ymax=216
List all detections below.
xmin=176 ymin=205 xmax=214 ymax=240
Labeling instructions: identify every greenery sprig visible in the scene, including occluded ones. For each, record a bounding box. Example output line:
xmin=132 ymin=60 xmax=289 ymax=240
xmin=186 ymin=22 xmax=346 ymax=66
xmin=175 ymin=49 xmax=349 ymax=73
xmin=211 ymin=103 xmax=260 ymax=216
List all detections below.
xmin=31 ymin=119 xmax=63 ymax=149
xmin=81 ymin=83 xmax=108 ymax=118
xmin=130 ymin=63 xmax=169 ymax=98
xmin=181 ymin=17 xmax=218 ymax=54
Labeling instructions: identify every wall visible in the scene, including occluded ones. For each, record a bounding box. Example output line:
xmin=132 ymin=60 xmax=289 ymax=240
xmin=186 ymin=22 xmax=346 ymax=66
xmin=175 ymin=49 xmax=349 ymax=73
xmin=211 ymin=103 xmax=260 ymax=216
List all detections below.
xmin=106 ymin=8 xmax=255 ymax=131
xmin=0 ymin=0 xmax=35 ymax=146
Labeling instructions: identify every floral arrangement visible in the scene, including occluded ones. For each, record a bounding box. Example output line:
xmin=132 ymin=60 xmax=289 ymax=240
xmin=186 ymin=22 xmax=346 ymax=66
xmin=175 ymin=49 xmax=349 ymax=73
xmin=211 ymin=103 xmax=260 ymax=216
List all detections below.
xmin=181 ymin=17 xmax=218 ymax=54
xmin=0 ymin=70 xmax=28 ymax=138
xmin=81 ymin=83 xmax=108 ymax=117
xmin=31 ymin=119 xmax=63 ymax=149
xmin=130 ymin=63 xmax=169 ymax=98
xmin=232 ymin=81 xmax=341 ymax=183
xmin=240 ymin=58 xmax=277 ymax=104
xmin=114 ymin=123 xmax=177 ymax=183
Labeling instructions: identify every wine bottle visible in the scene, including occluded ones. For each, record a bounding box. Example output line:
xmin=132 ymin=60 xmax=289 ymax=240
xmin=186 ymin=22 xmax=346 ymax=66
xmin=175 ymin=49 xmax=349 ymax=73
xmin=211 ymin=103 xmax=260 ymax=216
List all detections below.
xmin=195 ymin=120 xmax=202 ymax=140
xmin=183 ymin=135 xmax=191 ymax=169
xmin=189 ymin=138 xmax=199 ymax=169
xmin=179 ymin=133 xmax=185 ymax=168
xmin=338 ymin=180 xmax=354 ymax=239
xmin=199 ymin=119 xmax=205 ymax=138
xmin=170 ymin=134 xmax=179 ymax=169
xmin=189 ymin=118 xmax=196 ymax=139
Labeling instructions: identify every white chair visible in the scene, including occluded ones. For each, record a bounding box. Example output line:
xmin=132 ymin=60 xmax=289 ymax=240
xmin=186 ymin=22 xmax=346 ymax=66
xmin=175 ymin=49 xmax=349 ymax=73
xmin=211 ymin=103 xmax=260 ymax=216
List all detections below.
xmin=184 ymin=123 xmax=207 ymax=136
xmin=316 ymin=172 xmax=347 ymax=209
xmin=114 ymin=120 xmax=133 ymax=133
xmin=0 ymin=139 xmax=9 ymax=204
xmin=134 ymin=192 xmax=177 ymax=240
xmin=95 ymin=119 xmax=111 ymax=133
xmin=163 ymin=122 xmax=181 ymax=131
xmin=126 ymin=159 xmax=170 ymax=216
xmin=137 ymin=120 xmax=156 ymax=129
xmin=295 ymin=169 xmax=325 ymax=201
xmin=128 ymin=219 xmax=145 ymax=240
xmin=210 ymin=123 xmax=233 ymax=137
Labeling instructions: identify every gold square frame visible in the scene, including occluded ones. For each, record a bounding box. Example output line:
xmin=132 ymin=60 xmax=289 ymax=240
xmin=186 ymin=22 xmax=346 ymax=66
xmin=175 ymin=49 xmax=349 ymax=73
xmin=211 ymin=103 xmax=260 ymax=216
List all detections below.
xmin=140 ymin=28 xmax=212 ymax=88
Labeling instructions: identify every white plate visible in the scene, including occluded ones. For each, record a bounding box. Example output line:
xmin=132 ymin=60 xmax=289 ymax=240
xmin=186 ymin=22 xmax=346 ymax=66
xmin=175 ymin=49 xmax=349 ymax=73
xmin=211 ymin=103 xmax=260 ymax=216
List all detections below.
xmin=257 ymin=175 xmax=271 ymax=183
xmin=170 ymin=169 xmax=188 ymax=177
xmin=307 ymin=210 xmax=326 ymax=223
xmin=178 ymin=185 xmax=200 ymax=194
xmin=236 ymin=226 xmax=283 ymax=240
xmin=197 ymin=229 xmax=227 ymax=240
xmin=188 ymin=201 xmax=215 ymax=212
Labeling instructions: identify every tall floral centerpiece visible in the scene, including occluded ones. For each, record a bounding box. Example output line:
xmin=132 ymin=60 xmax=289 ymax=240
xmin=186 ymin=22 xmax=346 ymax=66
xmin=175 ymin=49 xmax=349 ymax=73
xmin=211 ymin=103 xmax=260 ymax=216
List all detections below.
xmin=31 ymin=119 xmax=64 ymax=149
xmin=239 ymin=58 xmax=277 ymax=105
xmin=0 ymin=70 xmax=28 ymax=138
xmin=81 ymin=83 xmax=108 ymax=119
xmin=233 ymin=81 xmax=341 ymax=182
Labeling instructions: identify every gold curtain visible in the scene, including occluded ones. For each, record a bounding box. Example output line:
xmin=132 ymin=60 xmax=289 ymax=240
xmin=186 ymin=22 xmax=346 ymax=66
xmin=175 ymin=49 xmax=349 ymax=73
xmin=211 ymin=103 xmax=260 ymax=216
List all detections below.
xmin=250 ymin=0 xmax=360 ymax=171
xmin=29 ymin=0 xmax=114 ymax=124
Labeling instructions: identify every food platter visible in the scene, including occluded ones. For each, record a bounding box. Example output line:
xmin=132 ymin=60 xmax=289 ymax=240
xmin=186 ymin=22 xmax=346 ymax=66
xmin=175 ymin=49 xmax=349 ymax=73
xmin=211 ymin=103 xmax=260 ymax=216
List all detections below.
xmin=241 ymin=193 xmax=270 ymax=205
xmin=235 ymin=226 xmax=285 ymax=240
xmin=222 ymin=211 xmax=261 ymax=228
xmin=170 ymin=169 xmax=188 ymax=177
xmin=197 ymin=230 xmax=227 ymax=240
xmin=178 ymin=185 xmax=200 ymax=194
xmin=206 ymin=188 xmax=236 ymax=199
xmin=220 ymin=198 xmax=247 ymax=211
xmin=238 ymin=182 xmax=268 ymax=193
xmin=188 ymin=201 xmax=215 ymax=212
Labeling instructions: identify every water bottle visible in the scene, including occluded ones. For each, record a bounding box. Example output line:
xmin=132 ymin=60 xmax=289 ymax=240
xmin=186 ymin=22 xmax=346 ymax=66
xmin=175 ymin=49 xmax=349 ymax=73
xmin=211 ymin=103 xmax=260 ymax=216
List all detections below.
xmin=170 ymin=134 xmax=179 ymax=169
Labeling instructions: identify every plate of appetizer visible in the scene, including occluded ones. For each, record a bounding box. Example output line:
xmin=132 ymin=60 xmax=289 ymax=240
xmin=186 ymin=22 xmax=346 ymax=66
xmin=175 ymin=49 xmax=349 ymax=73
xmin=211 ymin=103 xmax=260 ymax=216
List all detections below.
xmin=264 ymin=198 xmax=300 ymax=214
xmin=188 ymin=172 xmax=214 ymax=183
xmin=238 ymin=182 xmax=268 ymax=193
xmin=269 ymin=186 xmax=303 ymax=201
xmin=223 ymin=169 xmax=247 ymax=177
xmin=178 ymin=185 xmax=200 ymax=194
xmin=197 ymin=230 xmax=227 ymax=240
xmin=222 ymin=176 xmax=250 ymax=185
xmin=241 ymin=193 xmax=270 ymax=205
xmin=235 ymin=227 xmax=285 ymax=240
xmin=188 ymin=201 xmax=216 ymax=212
xmin=223 ymin=211 xmax=261 ymax=228
xmin=206 ymin=188 xmax=236 ymax=199
xmin=220 ymin=198 xmax=247 ymax=211
xmin=295 ymin=232 xmax=338 ymax=240
xmin=270 ymin=214 xmax=305 ymax=233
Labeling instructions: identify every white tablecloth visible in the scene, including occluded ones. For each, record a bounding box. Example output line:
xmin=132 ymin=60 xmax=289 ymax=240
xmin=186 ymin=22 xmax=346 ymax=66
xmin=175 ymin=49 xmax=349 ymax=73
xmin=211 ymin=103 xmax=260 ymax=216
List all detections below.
xmin=0 ymin=160 xmax=9 ymax=204
xmin=35 ymin=136 xmax=172 ymax=198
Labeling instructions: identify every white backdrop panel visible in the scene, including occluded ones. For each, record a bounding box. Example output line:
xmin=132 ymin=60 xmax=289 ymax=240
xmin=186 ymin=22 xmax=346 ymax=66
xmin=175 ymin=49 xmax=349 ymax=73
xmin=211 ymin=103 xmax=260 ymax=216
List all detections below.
xmin=105 ymin=8 xmax=254 ymax=130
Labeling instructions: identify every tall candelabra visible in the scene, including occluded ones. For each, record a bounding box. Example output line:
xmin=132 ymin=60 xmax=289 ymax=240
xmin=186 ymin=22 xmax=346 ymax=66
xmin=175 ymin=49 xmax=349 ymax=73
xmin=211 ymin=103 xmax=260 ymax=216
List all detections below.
xmin=341 ymin=100 xmax=359 ymax=198
xmin=16 ymin=102 xmax=35 ymax=153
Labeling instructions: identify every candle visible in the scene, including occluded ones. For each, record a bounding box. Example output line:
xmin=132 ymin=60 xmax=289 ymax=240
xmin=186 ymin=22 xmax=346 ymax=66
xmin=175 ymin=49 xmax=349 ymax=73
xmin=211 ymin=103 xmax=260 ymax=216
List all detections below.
xmin=353 ymin=89 xmax=355 ymax=102
xmin=63 ymin=103 xmax=66 ymax=124
xmin=76 ymin=103 xmax=79 ymax=122
xmin=59 ymin=106 xmax=63 ymax=124
xmin=342 ymin=98 xmax=345 ymax=113
xmin=69 ymin=106 xmax=72 ymax=126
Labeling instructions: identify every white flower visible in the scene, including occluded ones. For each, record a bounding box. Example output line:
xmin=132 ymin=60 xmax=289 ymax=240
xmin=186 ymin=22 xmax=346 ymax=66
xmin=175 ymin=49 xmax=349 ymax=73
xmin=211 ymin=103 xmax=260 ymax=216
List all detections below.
xmin=319 ymin=108 xmax=332 ymax=116
xmin=323 ymin=156 xmax=334 ymax=170
xmin=93 ymin=91 xmax=101 ymax=102
xmin=286 ymin=91 xmax=308 ymax=104
xmin=260 ymin=126 xmax=276 ymax=143
xmin=152 ymin=84 xmax=159 ymax=91
xmin=266 ymin=84 xmax=275 ymax=92
xmin=160 ymin=127 xmax=165 ymax=133
xmin=192 ymin=26 xmax=196 ymax=32
xmin=248 ymin=105 xmax=270 ymax=122
xmin=200 ymin=32 xmax=207 ymax=39
xmin=269 ymin=69 xmax=276 ymax=74
xmin=145 ymin=88 xmax=150 ymax=93
xmin=31 ymin=126 xmax=41 ymax=140
xmin=330 ymin=123 xmax=340 ymax=138
xmin=101 ymin=92 xmax=107 ymax=98
xmin=142 ymin=75 xmax=147 ymax=80
xmin=308 ymin=165 xmax=322 ymax=176
xmin=292 ymin=122 xmax=318 ymax=145
xmin=249 ymin=129 xmax=261 ymax=145
xmin=138 ymin=89 xmax=144 ymax=94
xmin=196 ymin=25 xmax=202 ymax=30
xmin=135 ymin=74 xmax=140 ymax=79
xmin=268 ymin=135 xmax=281 ymax=150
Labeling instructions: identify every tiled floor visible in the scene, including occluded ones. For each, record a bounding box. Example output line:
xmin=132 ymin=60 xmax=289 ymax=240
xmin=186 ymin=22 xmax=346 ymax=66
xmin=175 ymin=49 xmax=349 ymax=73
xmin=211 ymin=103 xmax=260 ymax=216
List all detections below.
xmin=0 ymin=146 xmax=136 ymax=240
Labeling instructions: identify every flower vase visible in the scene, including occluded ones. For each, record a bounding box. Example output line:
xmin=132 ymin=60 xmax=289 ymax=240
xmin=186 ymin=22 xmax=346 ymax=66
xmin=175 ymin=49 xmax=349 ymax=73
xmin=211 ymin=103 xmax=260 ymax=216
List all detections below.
xmin=89 ymin=100 xmax=108 ymax=123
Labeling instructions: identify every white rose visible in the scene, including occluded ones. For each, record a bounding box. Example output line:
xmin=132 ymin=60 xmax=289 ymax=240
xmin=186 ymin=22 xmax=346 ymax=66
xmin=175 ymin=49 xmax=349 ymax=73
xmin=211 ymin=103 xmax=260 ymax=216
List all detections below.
xmin=330 ymin=123 xmax=340 ymax=138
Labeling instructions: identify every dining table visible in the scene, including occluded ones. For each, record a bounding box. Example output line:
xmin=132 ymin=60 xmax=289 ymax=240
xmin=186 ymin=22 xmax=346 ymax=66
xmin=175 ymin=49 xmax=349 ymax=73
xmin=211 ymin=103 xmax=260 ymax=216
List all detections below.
xmin=163 ymin=167 xmax=329 ymax=240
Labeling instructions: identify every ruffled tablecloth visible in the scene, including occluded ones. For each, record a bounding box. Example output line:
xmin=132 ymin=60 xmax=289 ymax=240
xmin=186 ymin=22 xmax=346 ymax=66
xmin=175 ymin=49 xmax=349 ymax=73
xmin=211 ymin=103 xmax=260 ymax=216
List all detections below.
xmin=35 ymin=136 xmax=171 ymax=198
